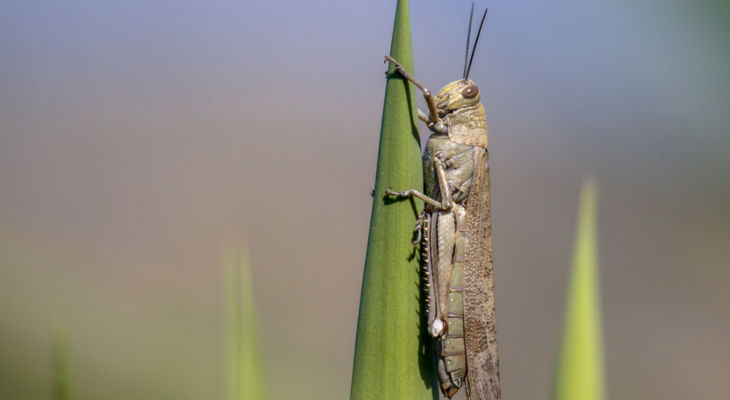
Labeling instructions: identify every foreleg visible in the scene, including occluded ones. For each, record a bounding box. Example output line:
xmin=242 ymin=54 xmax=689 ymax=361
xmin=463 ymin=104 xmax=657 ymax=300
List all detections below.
xmin=384 ymin=55 xmax=445 ymax=133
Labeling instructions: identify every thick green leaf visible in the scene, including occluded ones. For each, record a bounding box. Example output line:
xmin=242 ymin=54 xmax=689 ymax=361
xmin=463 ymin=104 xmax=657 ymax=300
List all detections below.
xmin=224 ymin=249 xmax=267 ymax=400
xmin=552 ymin=180 xmax=606 ymax=400
xmin=350 ymin=0 xmax=436 ymax=399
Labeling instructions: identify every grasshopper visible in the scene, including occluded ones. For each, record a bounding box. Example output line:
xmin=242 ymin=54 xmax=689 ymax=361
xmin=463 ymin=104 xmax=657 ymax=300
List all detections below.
xmin=384 ymin=6 xmax=500 ymax=400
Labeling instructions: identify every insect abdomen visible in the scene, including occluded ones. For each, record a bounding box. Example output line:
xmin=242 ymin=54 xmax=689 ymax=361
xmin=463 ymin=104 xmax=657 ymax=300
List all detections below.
xmin=437 ymin=206 xmax=468 ymax=397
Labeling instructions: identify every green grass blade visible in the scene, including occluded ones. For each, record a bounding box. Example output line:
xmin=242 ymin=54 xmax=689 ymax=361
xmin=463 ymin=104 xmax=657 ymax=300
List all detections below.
xmin=225 ymin=255 xmax=238 ymax=400
xmin=51 ymin=326 xmax=75 ymax=400
xmin=552 ymin=180 xmax=606 ymax=400
xmin=350 ymin=0 xmax=436 ymax=399
xmin=224 ymin=249 xmax=267 ymax=400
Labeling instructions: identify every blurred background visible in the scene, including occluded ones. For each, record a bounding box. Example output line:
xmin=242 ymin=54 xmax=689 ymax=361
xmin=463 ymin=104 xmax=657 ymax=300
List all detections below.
xmin=1 ymin=0 xmax=729 ymax=399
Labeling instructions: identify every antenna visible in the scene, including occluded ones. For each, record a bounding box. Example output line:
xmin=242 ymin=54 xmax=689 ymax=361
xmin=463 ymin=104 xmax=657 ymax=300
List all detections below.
xmin=463 ymin=3 xmax=475 ymax=79
xmin=465 ymin=7 xmax=488 ymax=80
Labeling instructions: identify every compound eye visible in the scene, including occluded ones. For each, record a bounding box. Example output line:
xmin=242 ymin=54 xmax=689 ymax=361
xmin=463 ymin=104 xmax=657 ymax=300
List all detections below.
xmin=461 ymin=85 xmax=479 ymax=99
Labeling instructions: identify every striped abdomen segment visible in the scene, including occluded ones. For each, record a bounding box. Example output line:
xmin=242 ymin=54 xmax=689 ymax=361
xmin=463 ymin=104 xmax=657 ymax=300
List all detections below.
xmin=436 ymin=205 xmax=468 ymax=397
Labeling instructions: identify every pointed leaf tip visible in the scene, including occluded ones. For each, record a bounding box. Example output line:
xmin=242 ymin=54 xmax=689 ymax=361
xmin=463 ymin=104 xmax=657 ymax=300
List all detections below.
xmin=224 ymin=249 xmax=267 ymax=400
xmin=51 ymin=326 xmax=75 ymax=400
xmin=350 ymin=0 xmax=437 ymax=399
xmin=552 ymin=180 xmax=605 ymax=400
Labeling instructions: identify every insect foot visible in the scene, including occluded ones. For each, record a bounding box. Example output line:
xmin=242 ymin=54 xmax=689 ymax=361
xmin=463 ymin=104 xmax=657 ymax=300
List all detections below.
xmin=384 ymin=55 xmax=401 ymax=67
xmin=385 ymin=188 xmax=407 ymax=198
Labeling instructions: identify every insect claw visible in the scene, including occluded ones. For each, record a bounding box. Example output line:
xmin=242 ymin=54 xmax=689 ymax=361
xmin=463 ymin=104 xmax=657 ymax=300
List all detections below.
xmin=384 ymin=55 xmax=399 ymax=67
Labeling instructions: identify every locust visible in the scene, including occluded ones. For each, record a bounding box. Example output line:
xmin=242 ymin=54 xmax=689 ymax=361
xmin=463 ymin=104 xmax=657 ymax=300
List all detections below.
xmin=384 ymin=5 xmax=500 ymax=400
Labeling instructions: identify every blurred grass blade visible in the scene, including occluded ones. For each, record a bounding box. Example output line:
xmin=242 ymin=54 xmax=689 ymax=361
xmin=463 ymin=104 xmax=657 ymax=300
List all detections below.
xmin=350 ymin=0 xmax=436 ymax=399
xmin=51 ymin=326 xmax=75 ymax=400
xmin=224 ymin=249 xmax=267 ymax=400
xmin=552 ymin=181 xmax=606 ymax=400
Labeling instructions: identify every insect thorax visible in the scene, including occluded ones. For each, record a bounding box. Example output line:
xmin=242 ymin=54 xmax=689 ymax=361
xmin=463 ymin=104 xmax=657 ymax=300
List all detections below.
xmin=444 ymin=103 xmax=488 ymax=149
xmin=423 ymin=135 xmax=480 ymax=206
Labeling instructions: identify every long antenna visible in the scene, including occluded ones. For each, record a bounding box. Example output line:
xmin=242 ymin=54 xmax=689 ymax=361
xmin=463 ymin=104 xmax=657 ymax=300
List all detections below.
xmin=463 ymin=3 xmax=475 ymax=79
xmin=465 ymin=7 xmax=488 ymax=80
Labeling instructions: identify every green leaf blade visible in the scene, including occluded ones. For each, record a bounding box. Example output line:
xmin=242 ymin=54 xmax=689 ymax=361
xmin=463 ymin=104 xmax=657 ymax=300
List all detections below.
xmin=224 ymin=249 xmax=267 ymax=400
xmin=350 ymin=0 xmax=436 ymax=399
xmin=552 ymin=180 xmax=606 ymax=400
xmin=51 ymin=326 xmax=75 ymax=400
